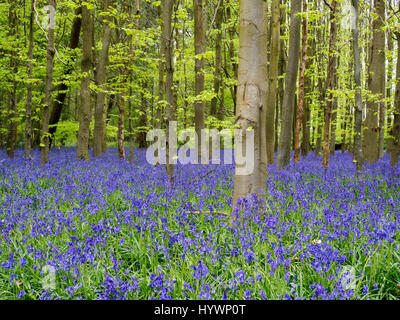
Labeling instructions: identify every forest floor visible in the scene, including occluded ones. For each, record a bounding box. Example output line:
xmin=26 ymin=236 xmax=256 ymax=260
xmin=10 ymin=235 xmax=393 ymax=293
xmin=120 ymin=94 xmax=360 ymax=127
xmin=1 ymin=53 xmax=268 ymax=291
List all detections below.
xmin=0 ymin=148 xmax=399 ymax=299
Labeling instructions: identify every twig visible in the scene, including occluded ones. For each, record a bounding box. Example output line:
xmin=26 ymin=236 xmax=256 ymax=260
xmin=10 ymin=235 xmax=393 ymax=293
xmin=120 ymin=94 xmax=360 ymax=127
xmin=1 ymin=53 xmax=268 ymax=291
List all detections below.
xmin=33 ymin=0 xmax=67 ymax=66
xmin=323 ymin=0 xmax=334 ymax=12
xmin=186 ymin=211 xmax=229 ymax=216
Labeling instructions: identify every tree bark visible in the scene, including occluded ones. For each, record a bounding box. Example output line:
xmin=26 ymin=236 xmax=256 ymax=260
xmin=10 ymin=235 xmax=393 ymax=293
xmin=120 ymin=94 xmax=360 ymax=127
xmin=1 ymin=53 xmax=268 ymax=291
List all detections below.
xmin=41 ymin=0 xmax=57 ymax=165
xmin=277 ymin=0 xmax=301 ymax=168
xmin=294 ymin=0 xmax=307 ymax=163
xmin=194 ymin=0 xmax=206 ymax=163
xmin=93 ymin=0 xmax=113 ymax=157
xmin=266 ymin=0 xmax=280 ymax=165
xmin=232 ymin=0 xmax=268 ymax=215
xmin=77 ymin=4 xmax=93 ymax=160
xmin=322 ymin=0 xmax=337 ymax=170
xmin=25 ymin=0 xmax=34 ymax=159
xmin=48 ymin=7 xmax=82 ymax=147
xmin=6 ymin=6 xmax=18 ymax=159
xmin=389 ymin=32 xmax=400 ymax=167
xmin=364 ymin=0 xmax=385 ymax=164
xmin=210 ymin=0 xmax=224 ymax=119
xmin=163 ymin=0 xmax=176 ymax=181
xmin=352 ymin=0 xmax=364 ymax=173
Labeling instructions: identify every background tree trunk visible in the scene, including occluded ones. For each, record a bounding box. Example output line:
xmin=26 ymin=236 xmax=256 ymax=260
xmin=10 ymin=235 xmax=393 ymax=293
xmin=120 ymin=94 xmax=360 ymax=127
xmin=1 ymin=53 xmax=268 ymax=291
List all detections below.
xmin=25 ymin=0 xmax=34 ymax=159
xmin=352 ymin=0 xmax=364 ymax=173
xmin=93 ymin=0 xmax=113 ymax=158
xmin=322 ymin=0 xmax=337 ymax=170
xmin=41 ymin=0 xmax=57 ymax=165
xmin=194 ymin=0 xmax=206 ymax=163
xmin=364 ymin=0 xmax=385 ymax=164
xmin=266 ymin=0 xmax=280 ymax=165
xmin=48 ymin=7 xmax=82 ymax=147
xmin=294 ymin=0 xmax=307 ymax=163
xmin=277 ymin=0 xmax=301 ymax=168
xmin=77 ymin=4 xmax=93 ymax=161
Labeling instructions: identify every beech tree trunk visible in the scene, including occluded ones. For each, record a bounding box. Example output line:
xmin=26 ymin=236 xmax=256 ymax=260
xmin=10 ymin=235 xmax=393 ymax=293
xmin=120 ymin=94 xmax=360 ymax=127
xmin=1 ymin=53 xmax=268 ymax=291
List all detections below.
xmin=163 ymin=0 xmax=176 ymax=181
xmin=93 ymin=0 xmax=113 ymax=158
xmin=210 ymin=0 xmax=224 ymax=119
xmin=352 ymin=0 xmax=364 ymax=173
xmin=322 ymin=0 xmax=337 ymax=170
xmin=194 ymin=0 xmax=206 ymax=163
xmin=41 ymin=0 xmax=57 ymax=165
xmin=48 ymin=7 xmax=82 ymax=147
xmin=232 ymin=0 xmax=268 ymax=215
xmin=277 ymin=0 xmax=301 ymax=168
xmin=77 ymin=4 xmax=93 ymax=160
xmin=25 ymin=0 xmax=34 ymax=159
xmin=364 ymin=0 xmax=385 ymax=164
xmin=266 ymin=0 xmax=280 ymax=165
xmin=6 ymin=6 xmax=18 ymax=159
xmin=389 ymin=31 xmax=400 ymax=167
xmin=294 ymin=0 xmax=307 ymax=163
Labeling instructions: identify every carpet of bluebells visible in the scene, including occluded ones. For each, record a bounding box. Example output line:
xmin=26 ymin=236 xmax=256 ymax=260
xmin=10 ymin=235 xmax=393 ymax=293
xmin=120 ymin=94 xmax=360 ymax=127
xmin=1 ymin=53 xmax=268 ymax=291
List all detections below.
xmin=0 ymin=148 xmax=400 ymax=300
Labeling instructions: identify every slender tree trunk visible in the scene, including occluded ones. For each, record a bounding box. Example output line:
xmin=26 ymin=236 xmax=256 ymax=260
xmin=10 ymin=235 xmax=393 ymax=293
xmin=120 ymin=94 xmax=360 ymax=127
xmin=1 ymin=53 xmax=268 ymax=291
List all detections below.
xmin=352 ymin=0 xmax=364 ymax=173
xmin=322 ymin=0 xmax=337 ymax=170
xmin=25 ymin=0 xmax=34 ymax=159
xmin=210 ymin=0 xmax=224 ymax=118
xmin=6 ymin=7 xmax=18 ymax=159
xmin=226 ymin=5 xmax=238 ymax=111
xmin=118 ymin=94 xmax=126 ymax=159
xmin=330 ymin=64 xmax=339 ymax=157
xmin=129 ymin=0 xmax=141 ymax=162
xmin=41 ymin=0 xmax=57 ymax=165
xmin=277 ymin=0 xmax=301 ymax=168
xmin=93 ymin=0 xmax=113 ymax=157
xmin=364 ymin=0 xmax=385 ymax=164
xmin=164 ymin=0 xmax=176 ymax=181
xmin=266 ymin=0 xmax=280 ymax=165
xmin=301 ymin=12 xmax=314 ymax=157
xmin=276 ymin=2 xmax=287 ymax=153
xmin=77 ymin=4 xmax=93 ymax=160
xmin=232 ymin=0 xmax=268 ymax=214
xmin=194 ymin=0 xmax=206 ymax=163
xmin=137 ymin=82 xmax=148 ymax=149
xmin=294 ymin=0 xmax=307 ymax=163
xmin=48 ymin=7 xmax=82 ymax=147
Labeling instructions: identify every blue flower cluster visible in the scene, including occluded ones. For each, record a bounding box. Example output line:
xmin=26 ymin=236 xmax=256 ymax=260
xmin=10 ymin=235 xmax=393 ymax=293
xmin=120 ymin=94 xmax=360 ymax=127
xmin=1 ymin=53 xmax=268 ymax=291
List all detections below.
xmin=0 ymin=148 xmax=399 ymax=300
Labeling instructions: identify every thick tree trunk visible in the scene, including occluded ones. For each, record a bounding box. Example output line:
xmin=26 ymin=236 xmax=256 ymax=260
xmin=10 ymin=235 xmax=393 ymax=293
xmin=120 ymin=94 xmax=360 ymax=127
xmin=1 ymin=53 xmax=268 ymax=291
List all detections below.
xmin=277 ymin=0 xmax=301 ymax=168
xmin=41 ymin=0 xmax=57 ymax=165
xmin=294 ymin=0 xmax=307 ymax=163
xmin=232 ymin=0 xmax=268 ymax=215
xmin=77 ymin=4 xmax=93 ymax=160
xmin=266 ymin=0 xmax=280 ymax=165
xmin=364 ymin=0 xmax=385 ymax=164
xmin=93 ymin=0 xmax=113 ymax=157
